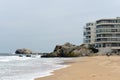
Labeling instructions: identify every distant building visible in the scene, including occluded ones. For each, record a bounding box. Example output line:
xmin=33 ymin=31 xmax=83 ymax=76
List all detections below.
xmin=83 ymin=22 xmax=96 ymax=44
xmin=84 ymin=17 xmax=120 ymax=52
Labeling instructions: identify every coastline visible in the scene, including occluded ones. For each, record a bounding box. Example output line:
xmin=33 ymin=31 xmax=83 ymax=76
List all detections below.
xmin=35 ymin=56 xmax=120 ymax=80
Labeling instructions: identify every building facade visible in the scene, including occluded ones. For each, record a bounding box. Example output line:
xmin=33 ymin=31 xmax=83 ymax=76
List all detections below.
xmin=83 ymin=22 xmax=96 ymax=44
xmin=84 ymin=17 xmax=120 ymax=52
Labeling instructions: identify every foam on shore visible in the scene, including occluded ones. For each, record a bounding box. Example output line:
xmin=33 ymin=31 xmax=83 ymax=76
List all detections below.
xmin=0 ymin=55 xmax=72 ymax=80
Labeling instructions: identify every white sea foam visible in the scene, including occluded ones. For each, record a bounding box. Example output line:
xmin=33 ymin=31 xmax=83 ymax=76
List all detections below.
xmin=0 ymin=56 xmax=32 ymax=62
xmin=0 ymin=55 xmax=71 ymax=80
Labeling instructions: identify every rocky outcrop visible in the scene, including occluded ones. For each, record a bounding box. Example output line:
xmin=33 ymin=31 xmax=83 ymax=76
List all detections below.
xmin=42 ymin=43 xmax=98 ymax=57
xmin=15 ymin=48 xmax=32 ymax=54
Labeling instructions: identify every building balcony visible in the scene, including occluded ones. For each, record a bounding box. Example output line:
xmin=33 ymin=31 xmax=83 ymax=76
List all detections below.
xmin=96 ymin=28 xmax=120 ymax=30
xmin=84 ymin=30 xmax=91 ymax=32
xmin=98 ymin=47 xmax=120 ymax=50
xmin=96 ymin=32 xmax=120 ymax=34
xmin=96 ymin=23 xmax=120 ymax=26
xmin=95 ymin=41 xmax=120 ymax=43
xmin=84 ymin=34 xmax=91 ymax=36
xmin=111 ymin=47 xmax=120 ymax=49
xmin=96 ymin=37 xmax=120 ymax=38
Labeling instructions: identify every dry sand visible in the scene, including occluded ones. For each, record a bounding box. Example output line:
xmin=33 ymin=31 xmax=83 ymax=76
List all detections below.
xmin=35 ymin=56 xmax=120 ymax=80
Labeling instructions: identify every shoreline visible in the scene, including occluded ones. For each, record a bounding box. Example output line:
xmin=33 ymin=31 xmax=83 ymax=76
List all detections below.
xmin=34 ymin=58 xmax=76 ymax=80
xmin=34 ymin=58 xmax=74 ymax=80
xmin=34 ymin=56 xmax=120 ymax=80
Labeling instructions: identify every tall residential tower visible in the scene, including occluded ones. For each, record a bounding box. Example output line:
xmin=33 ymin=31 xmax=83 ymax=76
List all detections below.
xmin=84 ymin=17 xmax=120 ymax=52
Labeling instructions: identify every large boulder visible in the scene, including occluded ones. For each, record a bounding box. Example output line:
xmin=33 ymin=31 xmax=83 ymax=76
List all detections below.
xmin=15 ymin=48 xmax=32 ymax=54
xmin=53 ymin=42 xmax=76 ymax=57
xmin=72 ymin=44 xmax=98 ymax=56
xmin=42 ymin=43 xmax=98 ymax=57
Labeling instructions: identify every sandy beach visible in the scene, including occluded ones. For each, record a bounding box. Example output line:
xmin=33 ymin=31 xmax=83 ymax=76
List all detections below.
xmin=35 ymin=56 xmax=120 ymax=80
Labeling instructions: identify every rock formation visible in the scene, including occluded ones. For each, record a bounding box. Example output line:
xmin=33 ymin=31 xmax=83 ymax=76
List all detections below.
xmin=15 ymin=48 xmax=32 ymax=54
xmin=42 ymin=42 xmax=98 ymax=57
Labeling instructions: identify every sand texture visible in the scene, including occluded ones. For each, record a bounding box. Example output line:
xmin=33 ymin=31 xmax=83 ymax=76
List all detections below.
xmin=35 ymin=56 xmax=120 ymax=80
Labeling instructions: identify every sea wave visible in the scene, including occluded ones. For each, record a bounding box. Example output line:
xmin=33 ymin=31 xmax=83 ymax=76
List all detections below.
xmin=0 ymin=56 xmax=32 ymax=62
xmin=0 ymin=55 xmax=71 ymax=80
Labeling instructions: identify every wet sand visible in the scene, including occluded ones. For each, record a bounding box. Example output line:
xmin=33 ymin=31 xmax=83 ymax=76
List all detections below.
xmin=35 ymin=56 xmax=120 ymax=80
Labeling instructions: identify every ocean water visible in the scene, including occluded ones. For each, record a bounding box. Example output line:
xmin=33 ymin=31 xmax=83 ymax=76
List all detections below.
xmin=0 ymin=54 xmax=71 ymax=80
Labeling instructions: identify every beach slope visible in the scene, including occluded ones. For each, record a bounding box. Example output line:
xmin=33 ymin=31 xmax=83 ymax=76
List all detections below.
xmin=35 ymin=56 xmax=120 ymax=80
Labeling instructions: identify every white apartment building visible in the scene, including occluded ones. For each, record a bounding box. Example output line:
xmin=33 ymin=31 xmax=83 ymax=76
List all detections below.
xmin=83 ymin=22 xmax=96 ymax=44
xmin=84 ymin=17 xmax=120 ymax=52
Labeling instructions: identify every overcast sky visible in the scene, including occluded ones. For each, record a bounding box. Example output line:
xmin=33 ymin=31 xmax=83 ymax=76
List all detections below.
xmin=0 ymin=0 xmax=120 ymax=53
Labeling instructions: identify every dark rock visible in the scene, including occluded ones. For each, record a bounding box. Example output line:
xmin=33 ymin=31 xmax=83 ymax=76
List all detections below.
xmin=26 ymin=54 xmax=31 ymax=57
xmin=19 ymin=54 xmax=23 ymax=57
xmin=15 ymin=48 xmax=32 ymax=54
xmin=42 ymin=43 xmax=98 ymax=57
